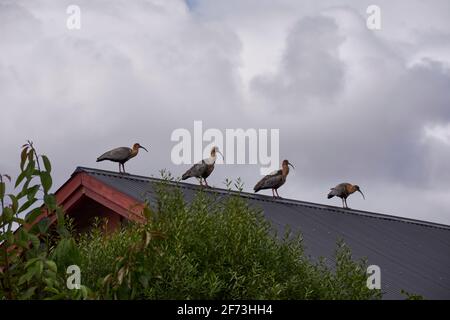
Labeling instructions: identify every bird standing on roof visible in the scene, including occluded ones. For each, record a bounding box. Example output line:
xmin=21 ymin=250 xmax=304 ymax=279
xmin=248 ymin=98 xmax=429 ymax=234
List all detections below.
xmin=327 ymin=183 xmax=365 ymax=209
xmin=96 ymin=143 xmax=148 ymax=174
xmin=181 ymin=146 xmax=223 ymax=187
xmin=254 ymin=160 xmax=294 ymax=198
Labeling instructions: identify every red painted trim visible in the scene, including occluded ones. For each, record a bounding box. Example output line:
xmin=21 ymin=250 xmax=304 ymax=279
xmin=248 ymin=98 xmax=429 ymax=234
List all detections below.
xmin=26 ymin=172 xmax=147 ymax=229
xmin=55 ymin=174 xmax=82 ymax=205
xmin=79 ymin=174 xmax=145 ymax=222
xmin=61 ymin=187 xmax=85 ymax=212
xmin=84 ymin=188 xmax=145 ymax=223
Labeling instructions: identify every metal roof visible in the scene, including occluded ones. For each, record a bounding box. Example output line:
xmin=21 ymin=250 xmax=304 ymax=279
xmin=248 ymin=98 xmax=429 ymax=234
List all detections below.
xmin=73 ymin=167 xmax=450 ymax=299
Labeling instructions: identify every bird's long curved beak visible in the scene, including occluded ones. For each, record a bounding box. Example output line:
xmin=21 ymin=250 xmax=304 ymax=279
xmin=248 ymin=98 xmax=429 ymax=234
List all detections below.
xmin=358 ymin=190 xmax=365 ymax=200
xmin=217 ymin=151 xmax=224 ymax=159
xmin=140 ymin=146 xmax=149 ymax=152
xmin=288 ymin=162 xmax=295 ymax=169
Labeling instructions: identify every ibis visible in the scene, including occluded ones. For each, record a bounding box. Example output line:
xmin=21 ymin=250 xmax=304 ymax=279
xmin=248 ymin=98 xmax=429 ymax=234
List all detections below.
xmin=254 ymin=160 xmax=294 ymax=198
xmin=181 ymin=146 xmax=223 ymax=187
xmin=327 ymin=183 xmax=365 ymax=209
xmin=96 ymin=143 xmax=148 ymax=174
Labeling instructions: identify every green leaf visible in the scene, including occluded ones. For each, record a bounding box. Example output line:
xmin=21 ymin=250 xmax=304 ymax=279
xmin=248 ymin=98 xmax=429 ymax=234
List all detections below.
xmin=20 ymin=286 xmax=37 ymax=300
xmin=57 ymin=225 xmax=70 ymax=238
xmin=8 ymin=194 xmax=19 ymax=213
xmin=24 ymin=158 xmax=35 ymax=177
xmin=20 ymin=147 xmax=29 ymax=171
xmin=42 ymin=155 xmax=52 ymax=173
xmin=3 ymin=207 xmax=14 ymax=222
xmin=5 ymin=230 xmax=15 ymax=245
xmin=13 ymin=217 xmax=26 ymax=225
xmin=37 ymin=260 xmax=44 ymax=276
xmin=43 ymin=286 xmax=60 ymax=295
xmin=45 ymin=293 xmax=66 ymax=300
xmin=28 ymin=233 xmax=40 ymax=249
xmin=18 ymin=197 xmax=38 ymax=214
xmin=17 ymin=228 xmax=28 ymax=241
xmin=45 ymin=260 xmax=58 ymax=273
xmin=17 ymin=178 xmax=31 ymax=199
xmin=0 ymin=181 xmax=5 ymax=200
xmin=40 ymin=172 xmax=52 ymax=194
xmin=15 ymin=239 xmax=29 ymax=249
xmin=25 ymin=257 xmax=40 ymax=269
xmin=80 ymin=285 xmax=89 ymax=299
xmin=38 ymin=217 xmax=51 ymax=234
xmin=26 ymin=184 xmax=40 ymax=201
xmin=25 ymin=207 xmax=43 ymax=224
xmin=44 ymin=194 xmax=57 ymax=211
xmin=27 ymin=149 xmax=34 ymax=162
xmin=18 ymin=272 xmax=32 ymax=286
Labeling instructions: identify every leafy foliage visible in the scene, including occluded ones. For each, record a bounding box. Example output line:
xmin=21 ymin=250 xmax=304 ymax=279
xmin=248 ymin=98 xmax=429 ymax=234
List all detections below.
xmin=77 ymin=175 xmax=382 ymax=300
xmin=0 ymin=141 xmax=88 ymax=299
xmin=1 ymin=142 xmax=386 ymax=300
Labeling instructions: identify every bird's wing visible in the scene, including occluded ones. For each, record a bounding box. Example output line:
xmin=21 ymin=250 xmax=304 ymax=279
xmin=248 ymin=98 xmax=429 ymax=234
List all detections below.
xmin=183 ymin=161 xmax=208 ymax=179
xmin=329 ymin=183 xmax=350 ymax=197
xmin=97 ymin=147 xmax=131 ymax=162
xmin=254 ymin=170 xmax=282 ymax=190
xmin=328 ymin=188 xmax=339 ymax=197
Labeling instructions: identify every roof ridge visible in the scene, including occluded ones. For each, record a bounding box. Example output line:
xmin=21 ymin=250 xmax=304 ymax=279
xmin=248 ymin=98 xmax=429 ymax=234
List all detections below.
xmin=73 ymin=166 xmax=450 ymax=231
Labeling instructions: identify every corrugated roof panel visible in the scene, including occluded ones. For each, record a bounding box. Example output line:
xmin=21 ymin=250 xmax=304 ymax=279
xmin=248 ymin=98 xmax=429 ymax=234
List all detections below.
xmin=74 ymin=167 xmax=450 ymax=299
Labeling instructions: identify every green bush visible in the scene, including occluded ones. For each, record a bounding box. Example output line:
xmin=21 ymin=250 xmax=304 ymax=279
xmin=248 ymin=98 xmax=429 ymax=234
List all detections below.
xmin=77 ymin=176 xmax=382 ymax=300
xmin=2 ymin=142 xmax=383 ymax=300
xmin=0 ymin=141 xmax=88 ymax=299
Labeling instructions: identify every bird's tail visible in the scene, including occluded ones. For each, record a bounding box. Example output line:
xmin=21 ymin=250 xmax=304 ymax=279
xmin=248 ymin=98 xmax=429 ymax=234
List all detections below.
xmin=181 ymin=172 xmax=190 ymax=180
xmin=327 ymin=188 xmax=335 ymax=199
xmin=253 ymin=181 xmax=261 ymax=193
xmin=96 ymin=157 xmax=105 ymax=162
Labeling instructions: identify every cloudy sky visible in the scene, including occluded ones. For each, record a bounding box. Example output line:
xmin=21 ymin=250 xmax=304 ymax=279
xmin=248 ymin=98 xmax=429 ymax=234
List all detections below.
xmin=1 ymin=0 xmax=450 ymax=224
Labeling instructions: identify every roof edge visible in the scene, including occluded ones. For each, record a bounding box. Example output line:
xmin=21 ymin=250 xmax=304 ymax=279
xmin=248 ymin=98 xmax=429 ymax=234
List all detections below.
xmin=73 ymin=166 xmax=450 ymax=231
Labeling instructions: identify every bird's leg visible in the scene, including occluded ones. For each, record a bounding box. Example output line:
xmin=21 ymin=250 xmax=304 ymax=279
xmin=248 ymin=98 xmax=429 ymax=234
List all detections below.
xmin=275 ymin=189 xmax=281 ymax=198
xmin=204 ymin=179 xmax=210 ymax=188
xmin=118 ymin=163 xmax=122 ymax=174
xmin=123 ymin=163 xmax=127 ymax=174
xmin=272 ymin=189 xmax=276 ymax=198
xmin=199 ymin=178 xmax=203 ymax=186
xmin=342 ymin=198 xmax=345 ymax=208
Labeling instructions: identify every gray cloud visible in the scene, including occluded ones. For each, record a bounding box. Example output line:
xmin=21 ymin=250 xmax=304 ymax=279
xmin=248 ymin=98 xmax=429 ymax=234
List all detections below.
xmin=1 ymin=0 xmax=450 ymax=224
xmin=251 ymin=15 xmax=345 ymax=112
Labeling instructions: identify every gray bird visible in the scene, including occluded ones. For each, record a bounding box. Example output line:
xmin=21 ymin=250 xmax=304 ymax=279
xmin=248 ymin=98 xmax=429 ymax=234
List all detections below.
xmin=327 ymin=182 xmax=365 ymax=209
xmin=254 ymin=160 xmax=294 ymax=198
xmin=181 ymin=146 xmax=223 ymax=187
xmin=96 ymin=143 xmax=148 ymax=174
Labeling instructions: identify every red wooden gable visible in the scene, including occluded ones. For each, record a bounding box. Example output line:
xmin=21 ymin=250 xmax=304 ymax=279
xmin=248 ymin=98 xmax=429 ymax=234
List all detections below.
xmin=42 ymin=172 xmax=146 ymax=233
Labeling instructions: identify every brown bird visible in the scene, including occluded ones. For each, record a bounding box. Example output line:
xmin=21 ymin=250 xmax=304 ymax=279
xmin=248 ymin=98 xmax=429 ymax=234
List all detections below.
xmin=254 ymin=160 xmax=294 ymax=198
xmin=96 ymin=143 xmax=148 ymax=174
xmin=181 ymin=146 xmax=223 ymax=187
xmin=327 ymin=183 xmax=365 ymax=209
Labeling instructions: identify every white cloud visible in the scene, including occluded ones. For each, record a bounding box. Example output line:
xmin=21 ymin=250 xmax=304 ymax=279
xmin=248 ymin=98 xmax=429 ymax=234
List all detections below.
xmin=1 ymin=0 xmax=450 ymax=224
xmin=424 ymin=123 xmax=450 ymax=145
